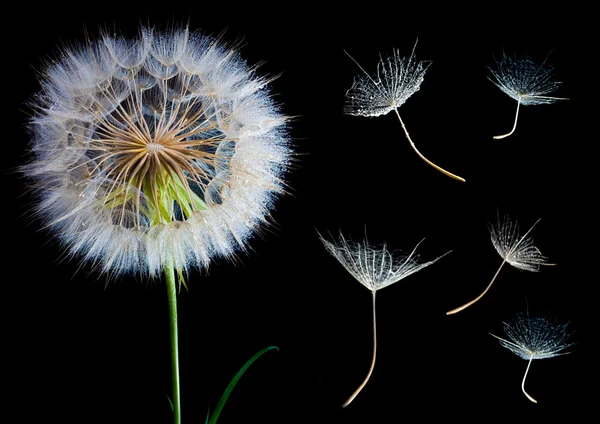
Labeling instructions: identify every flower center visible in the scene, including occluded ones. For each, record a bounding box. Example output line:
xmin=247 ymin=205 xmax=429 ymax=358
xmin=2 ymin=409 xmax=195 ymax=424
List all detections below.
xmin=88 ymin=76 xmax=235 ymax=228
xmin=146 ymin=142 xmax=165 ymax=154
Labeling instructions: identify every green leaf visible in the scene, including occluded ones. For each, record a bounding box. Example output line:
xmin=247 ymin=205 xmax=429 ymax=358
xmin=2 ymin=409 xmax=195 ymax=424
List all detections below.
xmin=207 ymin=345 xmax=279 ymax=424
xmin=166 ymin=394 xmax=174 ymax=412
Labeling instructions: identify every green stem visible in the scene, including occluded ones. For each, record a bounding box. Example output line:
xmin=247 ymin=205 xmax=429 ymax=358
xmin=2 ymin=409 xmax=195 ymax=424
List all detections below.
xmin=165 ymin=263 xmax=181 ymax=424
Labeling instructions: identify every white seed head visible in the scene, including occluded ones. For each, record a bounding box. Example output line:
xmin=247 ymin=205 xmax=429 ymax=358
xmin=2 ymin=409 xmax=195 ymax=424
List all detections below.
xmin=23 ymin=25 xmax=291 ymax=278
xmin=489 ymin=216 xmax=550 ymax=272
xmin=491 ymin=313 xmax=573 ymax=360
xmin=319 ymin=231 xmax=447 ymax=292
xmin=344 ymin=41 xmax=431 ymax=117
xmin=488 ymin=53 xmax=565 ymax=106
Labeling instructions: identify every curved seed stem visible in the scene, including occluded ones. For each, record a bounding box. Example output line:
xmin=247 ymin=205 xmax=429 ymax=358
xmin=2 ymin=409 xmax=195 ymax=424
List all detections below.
xmin=494 ymin=99 xmax=521 ymax=139
xmin=522 ymin=355 xmax=537 ymax=403
xmin=165 ymin=263 xmax=181 ymax=424
xmin=343 ymin=291 xmax=377 ymax=408
xmin=394 ymin=109 xmax=465 ymax=182
xmin=447 ymin=259 xmax=507 ymax=315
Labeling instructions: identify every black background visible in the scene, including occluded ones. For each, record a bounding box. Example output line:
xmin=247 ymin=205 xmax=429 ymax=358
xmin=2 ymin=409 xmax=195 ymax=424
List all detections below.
xmin=5 ymin=3 xmax=595 ymax=423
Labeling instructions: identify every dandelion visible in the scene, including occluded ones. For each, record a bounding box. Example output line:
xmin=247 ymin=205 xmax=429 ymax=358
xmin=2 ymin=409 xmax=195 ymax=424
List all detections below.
xmin=319 ymin=231 xmax=449 ymax=407
xmin=489 ymin=52 xmax=566 ymax=139
xmin=447 ymin=215 xmax=553 ymax=315
xmin=344 ymin=41 xmax=465 ymax=182
xmin=23 ymin=25 xmax=291 ymax=423
xmin=490 ymin=313 xmax=573 ymax=403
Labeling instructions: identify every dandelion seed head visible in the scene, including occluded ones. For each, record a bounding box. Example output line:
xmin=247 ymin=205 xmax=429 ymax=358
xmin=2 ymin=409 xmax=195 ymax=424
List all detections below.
xmin=344 ymin=42 xmax=431 ymax=117
xmin=489 ymin=53 xmax=564 ymax=105
xmin=489 ymin=216 xmax=550 ymax=272
xmin=23 ymin=25 xmax=291 ymax=279
xmin=492 ymin=313 xmax=573 ymax=360
xmin=319 ymin=231 xmax=445 ymax=292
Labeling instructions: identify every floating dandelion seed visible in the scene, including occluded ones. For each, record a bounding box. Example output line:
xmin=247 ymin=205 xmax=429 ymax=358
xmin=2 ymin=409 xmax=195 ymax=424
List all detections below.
xmin=489 ymin=52 xmax=567 ymax=139
xmin=23 ymin=25 xmax=291 ymax=423
xmin=319 ymin=231 xmax=449 ymax=407
xmin=447 ymin=215 xmax=553 ymax=315
xmin=490 ymin=313 xmax=573 ymax=403
xmin=344 ymin=41 xmax=465 ymax=182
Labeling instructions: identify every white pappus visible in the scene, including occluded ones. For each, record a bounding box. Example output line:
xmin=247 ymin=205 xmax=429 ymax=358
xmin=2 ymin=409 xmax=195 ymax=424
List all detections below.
xmin=23 ymin=25 xmax=292 ymax=281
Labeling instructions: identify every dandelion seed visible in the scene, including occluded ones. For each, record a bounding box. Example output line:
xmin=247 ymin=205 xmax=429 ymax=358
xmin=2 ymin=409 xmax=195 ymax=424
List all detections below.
xmin=447 ymin=215 xmax=553 ymax=315
xmin=490 ymin=313 xmax=573 ymax=403
xmin=319 ymin=231 xmax=449 ymax=407
xmin=489 ymin=52 xmax=567 ymax=139
xmin=344 ymin=41 xmax=465 ymax=182
xmin=23 ymin=25 xmax=291 ymax=424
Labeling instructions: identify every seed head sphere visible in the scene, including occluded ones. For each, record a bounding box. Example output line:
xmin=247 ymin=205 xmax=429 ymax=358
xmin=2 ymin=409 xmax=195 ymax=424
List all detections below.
xmin=23 ymin=26 xmax=291 ymax=278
